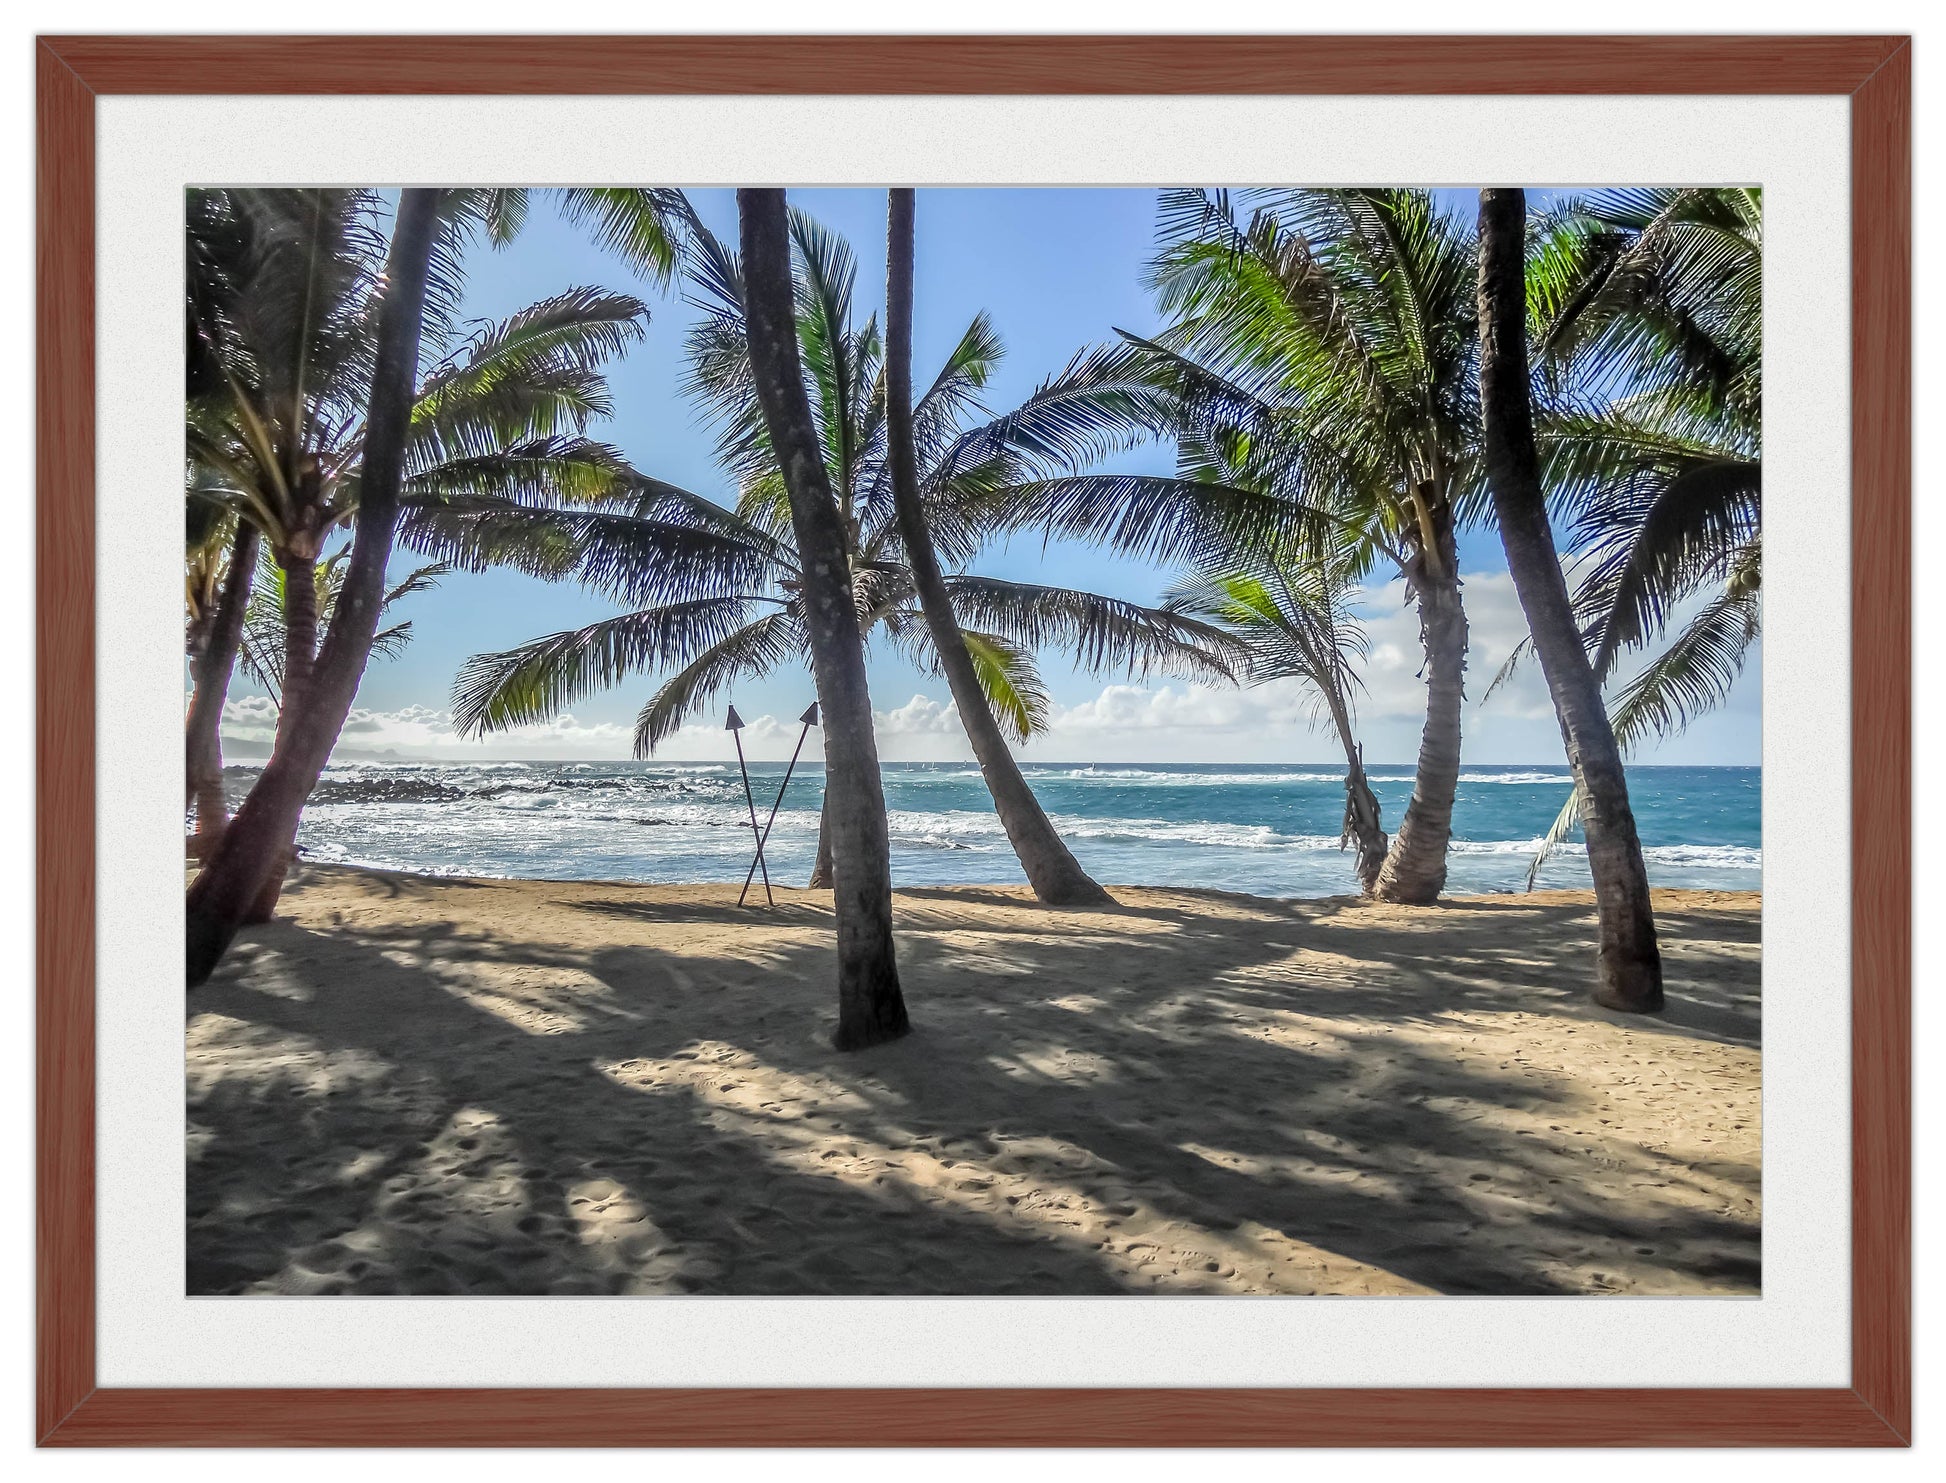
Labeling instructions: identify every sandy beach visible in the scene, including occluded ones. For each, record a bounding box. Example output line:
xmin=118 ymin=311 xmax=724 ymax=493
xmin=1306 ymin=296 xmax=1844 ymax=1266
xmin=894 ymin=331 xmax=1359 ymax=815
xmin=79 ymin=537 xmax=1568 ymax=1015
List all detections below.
xmin=187 ymin=865 xmax=1760 ymax=1297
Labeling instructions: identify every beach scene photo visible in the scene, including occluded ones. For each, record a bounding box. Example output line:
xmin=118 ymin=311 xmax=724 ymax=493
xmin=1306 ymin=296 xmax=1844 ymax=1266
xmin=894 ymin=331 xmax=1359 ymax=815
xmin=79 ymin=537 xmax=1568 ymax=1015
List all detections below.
xmin=184 ymin=184 xmax=1762 ymax=1297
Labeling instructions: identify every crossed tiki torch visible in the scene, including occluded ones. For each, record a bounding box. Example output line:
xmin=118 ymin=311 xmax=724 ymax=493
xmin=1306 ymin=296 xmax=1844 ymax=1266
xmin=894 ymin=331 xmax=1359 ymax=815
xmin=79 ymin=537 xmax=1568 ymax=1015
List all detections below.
xmin=725 ymin=702 xmax=820 ymax=908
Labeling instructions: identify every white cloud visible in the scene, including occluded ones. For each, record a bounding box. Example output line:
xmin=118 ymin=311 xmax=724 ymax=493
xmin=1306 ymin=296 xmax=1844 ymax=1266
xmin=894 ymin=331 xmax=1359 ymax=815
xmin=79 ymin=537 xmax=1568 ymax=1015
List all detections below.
xmin=875 ymin=693 xmax=962 ymax=736
xmin=1017 ymin=570 xmax=1755 ymax=764
xmin=212 ymin=566 xmax=1756 ymax=767
xmin=220 ymin=695 xmax=636 ymax=761
xmin=215 ymin=693 xmax=281 ymax=745
xmin=729 ymin=712 xmax=801 ymax=747
xmin=1006 ymin=571 xmax=1563 ymax=762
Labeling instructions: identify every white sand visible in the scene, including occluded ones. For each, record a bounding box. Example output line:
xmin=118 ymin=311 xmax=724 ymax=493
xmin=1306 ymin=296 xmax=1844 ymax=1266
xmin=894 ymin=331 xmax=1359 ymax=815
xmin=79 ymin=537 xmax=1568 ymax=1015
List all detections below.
xmin=187 ymin=866 xmax=1760 ymax=1296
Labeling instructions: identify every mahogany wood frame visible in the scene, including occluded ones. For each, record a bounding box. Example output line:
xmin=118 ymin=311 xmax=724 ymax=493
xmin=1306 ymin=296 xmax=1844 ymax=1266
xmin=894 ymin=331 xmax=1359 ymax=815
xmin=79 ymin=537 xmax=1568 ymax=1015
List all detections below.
xmin=36 ymin=34 xmax=1909 ymax=1447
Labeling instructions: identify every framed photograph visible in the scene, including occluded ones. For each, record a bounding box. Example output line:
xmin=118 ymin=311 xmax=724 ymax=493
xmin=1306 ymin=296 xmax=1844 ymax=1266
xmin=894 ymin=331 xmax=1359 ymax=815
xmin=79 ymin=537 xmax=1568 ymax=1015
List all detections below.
xmin=38 ymin=34 xmax=1909 ymax=1446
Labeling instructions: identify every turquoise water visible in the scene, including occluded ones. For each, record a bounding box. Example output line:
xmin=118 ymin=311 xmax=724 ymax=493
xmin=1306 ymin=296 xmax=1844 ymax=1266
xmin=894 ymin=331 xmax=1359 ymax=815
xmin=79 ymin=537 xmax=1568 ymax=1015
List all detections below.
xmin=239 ymin=759 xmax=1761 ymax=898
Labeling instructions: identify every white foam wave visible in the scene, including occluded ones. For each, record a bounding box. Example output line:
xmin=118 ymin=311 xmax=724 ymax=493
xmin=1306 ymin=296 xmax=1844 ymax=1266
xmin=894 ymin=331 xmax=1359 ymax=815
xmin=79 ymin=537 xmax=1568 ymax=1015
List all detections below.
xmin=1450 ymin=838 xmax=1760 ymax=869
xmin=889 ymin=832 xmax=983 ymax=852
xmin=885 ymin=808 xmax=1337 ymax=852
xmin=1361 ymin=771 xmax=1574 ymax=786
xmin=1643 ymin=843 xmax=1762 ymax=868
xmin=1024 ymin=768 xmax=1349 ymax=786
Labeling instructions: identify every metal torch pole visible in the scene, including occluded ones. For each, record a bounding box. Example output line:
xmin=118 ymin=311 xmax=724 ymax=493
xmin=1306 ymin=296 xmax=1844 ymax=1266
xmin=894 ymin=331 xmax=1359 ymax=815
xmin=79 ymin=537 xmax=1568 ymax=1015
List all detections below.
xmin=726 ymin=705 xmax=773 ymax=907
xmin=741 ymin=703 xmax=819 ymax=906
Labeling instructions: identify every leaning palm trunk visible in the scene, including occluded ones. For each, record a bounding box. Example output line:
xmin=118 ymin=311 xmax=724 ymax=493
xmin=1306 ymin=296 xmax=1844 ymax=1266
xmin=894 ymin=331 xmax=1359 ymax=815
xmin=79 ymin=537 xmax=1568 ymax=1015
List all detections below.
xmin=243 ymin=545 xmax=319 ymax=922
xmin=186 ymin=189 xmax=442 ymax=988
xmin=1341 ymin=753 xmax=1388 ymax=893
xmin=739 ymin=188 xmax=909 ymax=1050
xmin=883 ymin=192 xmax=1111 ymax=907
xmin=185 ymin=522 xmax=260 ymax=851
xmin=1372 ymin=511 xmax=1467 ymax=904
xmin=1478 ymin=187 xmax=1662 ymax=1013
xmin=1321 ymin=688 xmax=1387 ymax=893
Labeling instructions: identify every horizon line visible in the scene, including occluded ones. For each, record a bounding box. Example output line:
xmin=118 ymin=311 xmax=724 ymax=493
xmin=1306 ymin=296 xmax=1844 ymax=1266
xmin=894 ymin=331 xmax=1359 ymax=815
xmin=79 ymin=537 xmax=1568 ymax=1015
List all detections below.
xmin=225 ymin=755 xmax=1763 ymax=770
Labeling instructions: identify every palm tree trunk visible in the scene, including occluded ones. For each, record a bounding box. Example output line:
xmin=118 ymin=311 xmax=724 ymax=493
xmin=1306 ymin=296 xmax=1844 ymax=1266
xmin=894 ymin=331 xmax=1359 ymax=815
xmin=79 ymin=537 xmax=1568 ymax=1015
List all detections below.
xmin=186 ymin=189 xmax=442 ymax=987
xmin=1321 ymin=689 xmax=1387 ymax=893
xmin=808 ymin=790 xmax=834 ymax=889
xmin=238 ymin=543 xmax=319 ymax=922
xmin=1477 ymin=187 xmax=1662 ymax=1013
xmin=1372 ymin=510 xmax=1467 ymax=904
xmin=883 ymin=191 xmax=1110 ymax=908
xmin=185 ymin=522 xmax=260 ymax=853
xmin=274 ymin=548 xmax=319 ymax=753
xmin=739 ymin=188 xmax=908 ymax=1050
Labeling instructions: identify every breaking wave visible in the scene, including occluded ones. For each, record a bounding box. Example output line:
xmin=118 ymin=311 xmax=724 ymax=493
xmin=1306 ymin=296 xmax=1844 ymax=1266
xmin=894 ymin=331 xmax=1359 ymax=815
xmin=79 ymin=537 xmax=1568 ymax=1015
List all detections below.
xmin=245 ymin=757 xmax=1759 ymax=897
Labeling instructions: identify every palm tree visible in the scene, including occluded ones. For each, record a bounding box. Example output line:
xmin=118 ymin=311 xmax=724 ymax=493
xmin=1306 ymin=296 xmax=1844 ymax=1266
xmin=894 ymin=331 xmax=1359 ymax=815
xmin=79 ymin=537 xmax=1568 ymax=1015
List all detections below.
xmin=882 ymin=191 xmax=1113 ymax=905
xmin=184 ymin=506 xmax=259 ymax=850
xmin=1530 ymin=187 xmax=1762 ymax=725
xmin=183 ymin=187 xmax=664 ymax=923
xmin=186 ymin=536 xmax=443 ymax=856
xmin=1478 ymin=187 xmax=1661 ymax=1013
xmin=1037 ymin=189 xmax=1483 ymax=904
xmin=183 ymin=204 xmax=264 ymax=849
xmin=1496 ymin=188 xmax=1762 ymax=883
xmin=187 ymin=188 xmax=445 ymax=986
xmin=181 ymin=187 xmax=685 ymax=765
xmin=740 ymin=187 xmax=907 ymax=1050
xmin=450 ymin=207 xmax=1235 ymax=890
xmin=1165 ymin=540 xmax=1388 ymax=893
xmin=186 ymin=191 xmax=653 ymax=728
xmin=237 ymin=551 xmax=449 ymax=704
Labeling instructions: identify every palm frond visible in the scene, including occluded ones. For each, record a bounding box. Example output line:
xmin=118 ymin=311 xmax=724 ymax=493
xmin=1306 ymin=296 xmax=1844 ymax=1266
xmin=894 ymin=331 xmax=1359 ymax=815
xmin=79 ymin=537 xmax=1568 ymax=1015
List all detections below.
xmin=452 ymin=596 xmax=771 ymax=738
xmin=1524 ymin=785 xmax=1588 ymax=892
xmin=402 ymin=436 xmax=647 ymax=508
xmin=1528 ymin=187 xmax=1761 ymax=422
xmin=1480 ymin=634 xmax=1535 ymax=707
xmin=934 ymin=340 xmax=1170 ymax=482
xmin=555 ymin=188 xmax=691 ymax=284
xmin=237 ymin=545 xmax=441 ymax=695
xmin=408 ymin=288 xmax=649 ymax=464
xmin=942 ymin=575 xmax=1242 ymax=681
xmin=382 ymin=560 xmax=450 ymax=606
xmin=1607 ymin=586 xmax=1762 ymax=752
xmin=993 ymin=473 xmax=1333 ymax=568
xmin=398 ymin=495 xmax=772 ymax=605
xmin=785 ymin=210 xmax=866 ymax=501
xmin=1162 ymin=536 xmax=1370 ymax=745
xmin=632 ymin=610 xmax=804 ymax=755
xmin=369 ymin=619 xmax=415 ymax=662
xmin=1571 ymin=458 xmax=1761 ymax=679
xmin=957 ymin=630 xmax=1051 ymax=742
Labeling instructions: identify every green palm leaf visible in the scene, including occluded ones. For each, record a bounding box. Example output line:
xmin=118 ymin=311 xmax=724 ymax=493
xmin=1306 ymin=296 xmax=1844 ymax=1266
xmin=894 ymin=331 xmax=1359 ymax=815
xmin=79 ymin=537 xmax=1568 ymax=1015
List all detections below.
xmin=555 ymin=188 xmax=691 ymax=284
xmin=632 ymin=610 xmax=804 ymax=755
xmin=399 ymin=495 xmax=772 ymax=605
xmin=452 ymin=596 xmax=774 ymax=739
xmin=1564 ymin=455 xmax=1761 ymax=679
xmin=1607 ymin=585 xmax=1762 ymax=752
xmin=994 ymin=473 xmax=1330 ymax=568
xmin=957 ymin=630 xmax=1051 ymax=742
xmin=942 ymin=576 xmax=1242 ymax=682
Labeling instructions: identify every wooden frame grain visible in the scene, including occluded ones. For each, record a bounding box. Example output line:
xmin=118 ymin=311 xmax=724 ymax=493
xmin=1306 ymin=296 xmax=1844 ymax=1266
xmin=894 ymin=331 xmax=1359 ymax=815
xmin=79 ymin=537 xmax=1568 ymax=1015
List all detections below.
xmin=36 ymin=34 xmax=1910 ymax=1447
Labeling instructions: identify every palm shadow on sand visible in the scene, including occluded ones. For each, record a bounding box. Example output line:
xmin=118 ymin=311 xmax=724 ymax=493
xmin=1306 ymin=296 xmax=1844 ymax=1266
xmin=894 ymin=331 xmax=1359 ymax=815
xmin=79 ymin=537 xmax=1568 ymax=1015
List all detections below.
xmin=187 ymin=866 xmax=1760 ymax=1298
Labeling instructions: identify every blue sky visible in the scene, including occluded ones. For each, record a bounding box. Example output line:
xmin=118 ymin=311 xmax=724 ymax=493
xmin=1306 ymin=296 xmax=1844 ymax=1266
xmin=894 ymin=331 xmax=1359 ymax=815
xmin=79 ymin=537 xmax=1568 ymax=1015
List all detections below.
xmin=218 ymin=187 xmax=1759 ymax=767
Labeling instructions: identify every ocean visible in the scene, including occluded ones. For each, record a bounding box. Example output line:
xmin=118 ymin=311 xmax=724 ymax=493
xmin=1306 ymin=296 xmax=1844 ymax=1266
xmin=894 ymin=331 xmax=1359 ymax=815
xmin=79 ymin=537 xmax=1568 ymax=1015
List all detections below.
xmin=226 ymin=759 xmax=1762 ymax=898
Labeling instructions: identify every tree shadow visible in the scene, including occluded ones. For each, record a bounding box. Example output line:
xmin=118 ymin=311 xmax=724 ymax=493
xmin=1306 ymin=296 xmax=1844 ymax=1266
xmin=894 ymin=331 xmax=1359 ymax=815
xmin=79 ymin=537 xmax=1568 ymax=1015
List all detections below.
xmin=187 ymin=870 xmax=1761 ymax=1298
